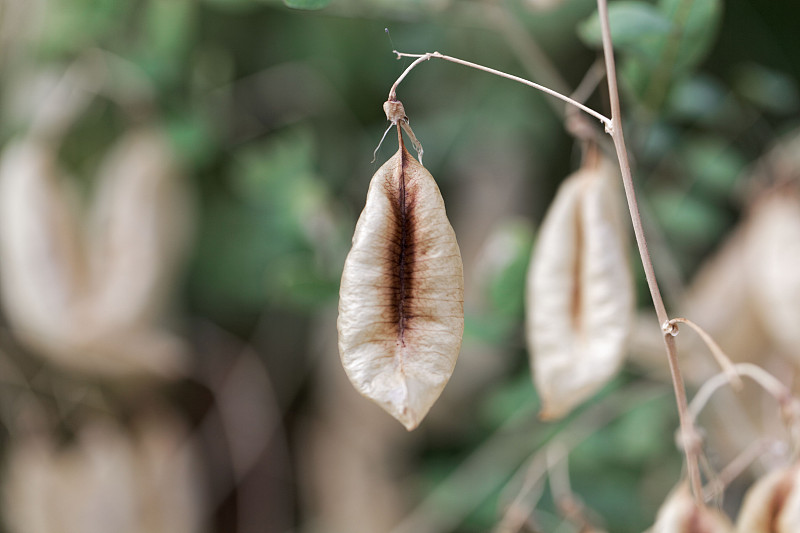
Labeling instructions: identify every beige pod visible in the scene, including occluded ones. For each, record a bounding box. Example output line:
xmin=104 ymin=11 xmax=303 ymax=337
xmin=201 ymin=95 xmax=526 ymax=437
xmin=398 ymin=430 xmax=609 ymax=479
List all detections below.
xmin=0 ymin=137 xmax=88 ymax=354
xmin=87 ymin=126 xmax=193 ymax=333
xmin=525 ymin=160 xmax=633 ymax=420
xmin=77 ymin=126 xmax=193 ymax=379
xmin=2 ymin=413 xmax=207 ymax=533
xmin=338 ymin=130 xmax=464 ymax=431
xmin=736 ymin=464 xmax=800 ymax=532
xmin=744 ymin=189 xmax=800 ymax=364
xmin=648 ymin=483 xmax=733 ymax=533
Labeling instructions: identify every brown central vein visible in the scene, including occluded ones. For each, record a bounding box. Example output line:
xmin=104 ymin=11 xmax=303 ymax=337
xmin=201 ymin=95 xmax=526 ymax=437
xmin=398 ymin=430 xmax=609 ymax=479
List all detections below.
xmin=397 ymin=151 xmax=409 ymax=346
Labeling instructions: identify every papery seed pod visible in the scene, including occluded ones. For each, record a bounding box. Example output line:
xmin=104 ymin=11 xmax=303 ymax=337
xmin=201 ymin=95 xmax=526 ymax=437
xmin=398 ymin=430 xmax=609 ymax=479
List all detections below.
xmin=338 ymin=128 xmax=464 ymax=431
xmin=2 ymin=412 xmax=206 ymax=533
xmin=649 ymin=483 xmax=733 ymax=533
xmin=0 ymin=126 xmax=189 ymax=380
xmin=0 ymin=139 xmax=88 ymax=354
xmin=87 ymin=127 xmax=193 ymax=338
xmin=736 ymin=464 xmax=800 ymax=532
xmin=745 ymin=189 xmax=800 ymax=364
xmin=525 ymin=159 xmax=633 ymax=420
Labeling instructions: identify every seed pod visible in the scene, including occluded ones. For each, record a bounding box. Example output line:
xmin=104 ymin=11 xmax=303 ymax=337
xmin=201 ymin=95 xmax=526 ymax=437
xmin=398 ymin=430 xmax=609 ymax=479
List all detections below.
xmin=680 ymin=223 xmax=770 ymax=381
xmin=0 ymin=138 xmax=88 ymax=354
xmin=2 ymin=412 xmax=206 ymax=533
xmin=525 ymin=159 xmax=633 ymax=420
xmin=736 ymin=464 xmax=800 ymax=532
xmin=338 ymin=128 xmax=464 ymax=431
xmin=87 ymin=127 xmax=193 ymax=336
xmin=649 ymin=483 xmax=733 ymax=533
xmin=744 ymin=189 xmax=800 ymax=364
xmin=0 ymin=127 xmax=189 ymax=380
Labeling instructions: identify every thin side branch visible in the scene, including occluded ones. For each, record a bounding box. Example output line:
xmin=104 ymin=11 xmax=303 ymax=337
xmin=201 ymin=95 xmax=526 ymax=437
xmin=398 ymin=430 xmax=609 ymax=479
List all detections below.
xmin=389 ymin=51 xmax=612 ymax=128
xmin=690 ymin=363 xmax=795 ymax=421
xmin=668 ymin=318 xmax=743 ymax=390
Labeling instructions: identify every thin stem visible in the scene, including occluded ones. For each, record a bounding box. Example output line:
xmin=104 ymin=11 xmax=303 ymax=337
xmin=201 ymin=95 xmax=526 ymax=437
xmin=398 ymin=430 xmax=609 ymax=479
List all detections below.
xmin=703 ymin=438 xmax=782 ymax=501
xmin=595 ymin=0 xmax=702 ymax=503
xmin=690 ymin=363 xmax=794 ymax=421
xmin=389 ymin=51 xmax=612 ymax=129
xmin=668 ymin=318 xmax=743 ymax=390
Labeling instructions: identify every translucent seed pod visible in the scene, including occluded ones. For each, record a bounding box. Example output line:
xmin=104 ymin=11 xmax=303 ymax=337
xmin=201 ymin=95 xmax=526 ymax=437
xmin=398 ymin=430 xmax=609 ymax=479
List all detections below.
xmin=87 ymin=126 xmax=194 ymax=335
xmin=745 ymin=189 xmax=800 ymax=365
xmin=649 ymin=483 xmax=733 ymax=533
xmin=736 ymin=464 xmax=800 ymax=533
xmin=338 ymin=128 xmax=464 ymax=431
xmin=526 ymin=159 xmax=633 ymax=420
xmin=0 ymin=139 xmax=89 ymax=354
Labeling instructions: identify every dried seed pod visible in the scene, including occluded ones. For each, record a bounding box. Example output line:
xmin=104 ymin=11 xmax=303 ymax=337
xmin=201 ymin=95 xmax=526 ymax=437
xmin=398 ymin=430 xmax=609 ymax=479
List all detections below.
xmin=338 ymin=128 xmax=464 ymax=431
xmin=526 ymin=159 xmax=633 ymax=420
xmin=2 ymin=412 xmax=206 ymax=533
xmin=87 ymin=127 xmax=193 ymax=335
xmin=0 ymin=139 xmax=88 ymax=354
xmin=745 ymin=189 xmax=800 ymax=363
xmin=680 ymin=223 xmax=770 ymax=381
xmin=0 ymin=127 xmax=189 ymax=380
xmin=736 ymin=464 xmax=800 ymax=532
xmin=649 ymin=483 xmax=733 ymax=533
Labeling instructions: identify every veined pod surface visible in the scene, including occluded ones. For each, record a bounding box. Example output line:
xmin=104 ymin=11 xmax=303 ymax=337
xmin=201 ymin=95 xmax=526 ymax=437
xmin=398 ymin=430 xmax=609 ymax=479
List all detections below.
xmin=736 ymin=464 xmax=800 ymax=533
xmin=526 ymin=159 xmax=633 ymax=420
xmin=338 ymin=129 xmax=464 ymax=431
xmin=649 ymin=483 xmax=733 ymax=533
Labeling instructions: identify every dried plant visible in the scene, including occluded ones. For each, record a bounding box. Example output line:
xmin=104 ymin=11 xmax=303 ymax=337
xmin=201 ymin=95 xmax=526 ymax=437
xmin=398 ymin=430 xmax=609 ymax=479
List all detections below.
xmin=2 ymin=412 xmax=206 ymax=533
xmin=525 ymin=155 xmax=633 ymax=420
xmin=736 ymin=463 xmax=800 ymax=532
xmin=332 ymin=0 xmax=800 ymax=529
xmin=648 ymin=483 xmax=732 ymax=533
xmin=0 ymin=71 xmax=192 ymax=380
xmin=338 ymin=123 xmax=463 ymax=431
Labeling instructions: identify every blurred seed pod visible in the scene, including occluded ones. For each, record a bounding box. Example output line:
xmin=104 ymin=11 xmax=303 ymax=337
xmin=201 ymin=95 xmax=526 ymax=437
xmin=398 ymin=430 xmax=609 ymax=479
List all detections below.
xmin=736 ymin=463 xmax=800 ymax=532
xmin=87 ymin=126 xmax=193 ymax=334
xmin=0 ymin=114 xmax=191 ymax=379
xmin=2 ymin=412 xmax=207 ymax=533
xmin=338 ymin=128 xmax=464 ymax=431
xmin=525 ymin=158 xmax=633 ymax=420
xmin=0 ymin=138 xmax=89 ymax=354
xmin=649 ymin=483 xmax=733 ymax=533
xmin=744 ymin=188 xmax=800 ymax=365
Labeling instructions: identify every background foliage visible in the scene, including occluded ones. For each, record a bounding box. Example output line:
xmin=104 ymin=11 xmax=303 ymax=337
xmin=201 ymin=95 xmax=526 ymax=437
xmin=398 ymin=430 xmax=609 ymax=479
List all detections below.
xmin=2 ymin=0 xmax=800 ymax=532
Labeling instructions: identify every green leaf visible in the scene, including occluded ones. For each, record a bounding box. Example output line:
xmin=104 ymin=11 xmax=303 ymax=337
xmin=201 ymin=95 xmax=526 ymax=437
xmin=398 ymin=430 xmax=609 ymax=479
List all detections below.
xmin=651 ymin=191 xmax=728 ymax=250
xmin=578 ymin=2 xmax=672 ymax=48
xmin=666 ymin=75 xmax=727 ymax=121
xmin=658 ymin=0 xmax=722 ymax=73
xmin=283 ymin=0 xmax=331 ymax=10
xmin=735 ymin=64 xmax=800 ymax=114
xmin=681 ymin=136 xmax=746 ymax=196
xmin=584 ymin=0 xmax=723 ymax=109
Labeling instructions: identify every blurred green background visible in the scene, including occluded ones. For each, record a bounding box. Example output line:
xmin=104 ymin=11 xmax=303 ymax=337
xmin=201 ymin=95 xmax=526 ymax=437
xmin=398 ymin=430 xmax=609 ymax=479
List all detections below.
xmin=1 ymin=0 xmax=800 ymax=532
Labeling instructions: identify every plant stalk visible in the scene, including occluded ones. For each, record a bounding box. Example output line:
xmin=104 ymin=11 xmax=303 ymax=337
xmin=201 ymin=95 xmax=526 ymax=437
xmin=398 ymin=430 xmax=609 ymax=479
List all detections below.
xmin=595 ymin=0 xmax=703 ymax=504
